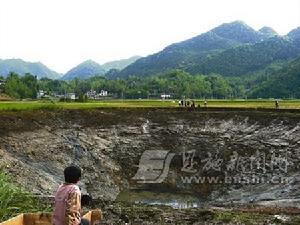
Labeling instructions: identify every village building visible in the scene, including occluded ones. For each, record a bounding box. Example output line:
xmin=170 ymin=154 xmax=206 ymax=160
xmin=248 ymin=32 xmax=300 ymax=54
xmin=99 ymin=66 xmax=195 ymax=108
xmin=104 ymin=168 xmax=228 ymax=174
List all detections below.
xmin=86 ymin=90 xmax=108 ymax=99
xmin=161 ymin=94 xmax=171 ymax=100
xmin=37 ymin=90 xmax=45 ymax=99
xmin=0 ymin=79 xmax=5 ymax=93
xmin=66 ymin=93 xmax=76 ymax=100
xmin=99 ymin=90 xmax=108 ymax=96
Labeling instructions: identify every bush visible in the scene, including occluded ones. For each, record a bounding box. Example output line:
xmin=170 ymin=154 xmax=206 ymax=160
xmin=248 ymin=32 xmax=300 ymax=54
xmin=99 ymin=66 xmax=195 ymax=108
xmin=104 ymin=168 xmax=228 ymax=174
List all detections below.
xmin=0 ymin=172 xmax=50 ymax=222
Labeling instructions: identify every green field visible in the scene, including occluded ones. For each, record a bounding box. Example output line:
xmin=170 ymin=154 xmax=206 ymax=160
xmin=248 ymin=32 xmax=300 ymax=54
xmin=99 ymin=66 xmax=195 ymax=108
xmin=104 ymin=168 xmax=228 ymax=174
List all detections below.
xmin=0 ymin=99 xmax=300 ymax=111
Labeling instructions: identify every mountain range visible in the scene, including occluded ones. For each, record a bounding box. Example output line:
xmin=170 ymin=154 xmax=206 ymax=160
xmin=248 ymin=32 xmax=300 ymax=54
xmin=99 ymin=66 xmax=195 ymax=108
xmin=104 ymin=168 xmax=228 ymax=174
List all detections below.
xmin=61 ymin=56 xmax=141 ymax=80
xmin=0 ymin=59 xmax=61 ymax=79
xmin=61 ymin=60 xmax=106 ymax=80
xmin=1 ymin=21 xmax=299 ymax=81
xmin=101 ymin=56 xmax=141 ymax=71
xmin=117 ymin=21 xmax=300 ymax=78
xmin=0 ymin=56 xmax=141 ymax=80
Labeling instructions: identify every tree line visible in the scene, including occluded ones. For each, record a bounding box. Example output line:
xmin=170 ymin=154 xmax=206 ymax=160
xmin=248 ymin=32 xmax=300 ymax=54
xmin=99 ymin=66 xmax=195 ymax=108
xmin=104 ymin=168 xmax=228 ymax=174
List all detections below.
xmin=0 ymin=71 xmax=249 ymax=100
xmin=1 ymin=66 xmax=295 ymax=100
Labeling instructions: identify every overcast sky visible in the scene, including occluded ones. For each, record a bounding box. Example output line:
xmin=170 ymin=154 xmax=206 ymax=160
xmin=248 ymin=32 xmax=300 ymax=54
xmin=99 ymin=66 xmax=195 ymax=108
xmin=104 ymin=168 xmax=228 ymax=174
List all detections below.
xmin=0 ymin=0 xmax=300 ymax=73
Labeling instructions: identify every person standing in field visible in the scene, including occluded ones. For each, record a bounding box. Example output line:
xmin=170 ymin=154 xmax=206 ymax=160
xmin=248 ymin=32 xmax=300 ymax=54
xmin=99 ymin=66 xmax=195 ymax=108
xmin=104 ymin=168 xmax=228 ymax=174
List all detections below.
xmin=191 ymin=100 xmax=195 ymax=108
xmin=53 ymin=166 xmax=90 ymax=225
xmin=275 ymin=100 xmax=279 ymax=109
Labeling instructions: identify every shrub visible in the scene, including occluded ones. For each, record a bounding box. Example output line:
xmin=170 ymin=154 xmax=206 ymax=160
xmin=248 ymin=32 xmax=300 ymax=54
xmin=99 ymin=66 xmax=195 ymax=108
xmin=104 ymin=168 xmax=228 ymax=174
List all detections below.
xmin=0 ymin=172 xmax=50 ymax=222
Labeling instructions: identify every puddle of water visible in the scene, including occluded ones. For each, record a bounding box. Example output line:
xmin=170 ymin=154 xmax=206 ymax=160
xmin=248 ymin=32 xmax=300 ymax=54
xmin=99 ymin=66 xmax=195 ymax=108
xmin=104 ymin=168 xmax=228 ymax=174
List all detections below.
xmin=116 ymin=190 xmax=201 ymax=209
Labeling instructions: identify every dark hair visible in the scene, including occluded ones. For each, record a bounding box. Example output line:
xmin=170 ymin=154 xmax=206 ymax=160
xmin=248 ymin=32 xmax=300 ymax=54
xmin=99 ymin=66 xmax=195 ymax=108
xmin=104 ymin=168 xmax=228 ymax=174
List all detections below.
xmin=64 ymin=166 xmax=81 ymax=183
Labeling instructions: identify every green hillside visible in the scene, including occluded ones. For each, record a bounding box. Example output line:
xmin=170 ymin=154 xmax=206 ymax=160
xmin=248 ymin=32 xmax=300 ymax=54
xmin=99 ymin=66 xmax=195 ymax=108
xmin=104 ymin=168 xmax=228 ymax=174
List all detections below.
xmin=249 ymin=56 xmax=300 ymax=98
xmin=0 ymin=59 xmax=61 ymax=79
xmin=62 ymin=60 xmax=105 ymax=80
xmin=117 ymin=22 xmax=300 ymax=78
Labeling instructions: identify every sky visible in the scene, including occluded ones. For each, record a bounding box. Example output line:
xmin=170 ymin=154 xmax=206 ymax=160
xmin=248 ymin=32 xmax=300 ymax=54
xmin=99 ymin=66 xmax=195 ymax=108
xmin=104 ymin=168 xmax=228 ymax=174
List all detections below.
xmin=0 ymin=0 xmax=300 ymax=73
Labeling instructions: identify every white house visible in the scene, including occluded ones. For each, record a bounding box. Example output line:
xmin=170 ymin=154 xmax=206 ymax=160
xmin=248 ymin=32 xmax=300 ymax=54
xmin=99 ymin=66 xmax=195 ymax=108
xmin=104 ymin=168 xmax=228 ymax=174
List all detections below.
xmin=37 ymin=90 xmax=45 ymax=99
xmin=161 ymin=94 xmax=171 ymax=99
xmin=99 ymin=90 xmax=108 ymax=96
xmin=86 ymin=89 xmax=108 ymax=99
xmin=86 ymin=90 xmax=97 ymax=99
xmin=0 ymin=81 xmax=4 ymax=93
xmin=66 ymin=93 xmax=76 ymax=100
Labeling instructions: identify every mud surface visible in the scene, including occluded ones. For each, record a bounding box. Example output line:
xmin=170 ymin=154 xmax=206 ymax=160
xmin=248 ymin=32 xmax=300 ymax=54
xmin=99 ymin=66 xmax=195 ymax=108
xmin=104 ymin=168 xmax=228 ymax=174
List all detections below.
xmin=0 ymin=108 xmax=300 ymax=208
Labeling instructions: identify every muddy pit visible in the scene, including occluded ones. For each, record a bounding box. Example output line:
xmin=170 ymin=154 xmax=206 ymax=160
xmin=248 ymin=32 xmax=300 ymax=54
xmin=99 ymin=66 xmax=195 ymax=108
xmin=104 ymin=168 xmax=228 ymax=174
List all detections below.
xmin=1 ymin=108 xmax=300 ymax=224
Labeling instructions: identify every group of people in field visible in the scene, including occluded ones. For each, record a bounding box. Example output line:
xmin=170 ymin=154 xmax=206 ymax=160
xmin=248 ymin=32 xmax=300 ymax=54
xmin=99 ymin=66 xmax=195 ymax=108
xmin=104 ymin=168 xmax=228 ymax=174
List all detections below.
xmin=178 ymin=99 xmax=280 ymax=109
xmin=178 ymin=99 xmax=208 ymax=108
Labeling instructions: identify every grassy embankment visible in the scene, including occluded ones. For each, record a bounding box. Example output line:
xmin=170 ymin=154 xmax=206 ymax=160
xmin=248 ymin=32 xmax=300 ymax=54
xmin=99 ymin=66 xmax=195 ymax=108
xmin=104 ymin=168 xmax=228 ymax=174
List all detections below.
xmin=0 ymin=99 xmax=300 ymax=111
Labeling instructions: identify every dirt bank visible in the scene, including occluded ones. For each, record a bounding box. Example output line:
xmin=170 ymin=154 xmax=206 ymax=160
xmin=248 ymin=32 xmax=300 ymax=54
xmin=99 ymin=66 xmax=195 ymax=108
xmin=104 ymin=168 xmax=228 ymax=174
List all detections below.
xmin=0 ymin=108 xmax=300 ymax=206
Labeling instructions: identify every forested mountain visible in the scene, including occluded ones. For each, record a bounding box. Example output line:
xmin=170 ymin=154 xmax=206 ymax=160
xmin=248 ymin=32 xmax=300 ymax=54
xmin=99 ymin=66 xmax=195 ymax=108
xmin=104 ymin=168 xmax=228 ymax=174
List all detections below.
xmin=249 ymin=56 xmax=300 ymax=98
xmin=117 ymin=21 xmax=300 ymax=78
xmin=102 ymin=56 xmax=141 ymax=71
xmin=210 ymin=21 xmax=266 ymax=44
xmin=259 ymin=27 xmax=278 ymax=38
xmin=61 ymin=60 xmax=105 ymax=80
xmin=187 ymin=36 xmax=300 ymax=76
xmin=287 ymin=27 xmax=300 ymax=42
xmin=0 ymin=59 xmax=61 ymax=79
xmin=61 ymin=57 xmax=141 ymax=80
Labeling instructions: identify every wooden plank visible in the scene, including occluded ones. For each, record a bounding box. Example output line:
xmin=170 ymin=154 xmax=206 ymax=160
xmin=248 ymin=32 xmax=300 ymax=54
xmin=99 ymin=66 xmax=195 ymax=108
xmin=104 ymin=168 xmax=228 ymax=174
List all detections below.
xmin=23 ymin=213 xmax=52 ymax=225
xmin=82 ymin=211 xmax=92 ymax=223
xmin=82 ymin=210 xmax=103 ymax=225
xmin=1 ymin=209 xmax=102 ymax=225
xmin=0 ymin=214 xmax=24 ymax=225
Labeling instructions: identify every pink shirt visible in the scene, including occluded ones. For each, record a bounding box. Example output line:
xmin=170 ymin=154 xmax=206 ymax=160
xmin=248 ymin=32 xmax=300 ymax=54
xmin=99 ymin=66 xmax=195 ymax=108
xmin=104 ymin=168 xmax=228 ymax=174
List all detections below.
xmin=53 ymin=184 xmax=81 ymax=225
